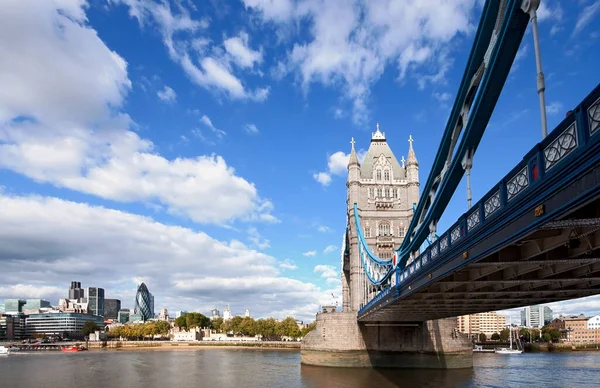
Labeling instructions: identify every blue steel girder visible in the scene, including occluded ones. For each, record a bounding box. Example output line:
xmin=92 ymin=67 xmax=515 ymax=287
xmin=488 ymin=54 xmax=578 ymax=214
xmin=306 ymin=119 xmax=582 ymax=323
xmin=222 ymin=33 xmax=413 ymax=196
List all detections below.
xmin=397 ymin=0 xmax=531 ymax=270
xmin=353 ymin=204 xmax=394 ymax=286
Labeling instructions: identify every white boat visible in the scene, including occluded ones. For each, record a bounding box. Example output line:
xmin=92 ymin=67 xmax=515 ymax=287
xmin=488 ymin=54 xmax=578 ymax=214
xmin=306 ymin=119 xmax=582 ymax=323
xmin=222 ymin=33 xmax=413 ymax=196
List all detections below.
xmin=495 ymin=316 xmax=523 ymax=354
xmin=0 ymin=346 xmax=9 ymax=355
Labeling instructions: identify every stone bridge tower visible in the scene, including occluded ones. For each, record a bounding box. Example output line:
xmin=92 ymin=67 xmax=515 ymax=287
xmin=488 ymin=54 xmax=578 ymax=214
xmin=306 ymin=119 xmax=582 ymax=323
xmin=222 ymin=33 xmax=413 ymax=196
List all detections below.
xmin=342 ymin=124 xmax=420 ymax=312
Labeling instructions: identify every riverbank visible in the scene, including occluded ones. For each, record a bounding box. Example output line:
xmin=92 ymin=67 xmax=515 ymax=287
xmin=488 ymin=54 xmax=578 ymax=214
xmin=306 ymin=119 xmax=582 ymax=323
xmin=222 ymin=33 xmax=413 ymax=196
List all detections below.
xmin=524 ymin=342 xmax=600 ymax=352
xmin=87 ymin=340 xmax=301 ymax=351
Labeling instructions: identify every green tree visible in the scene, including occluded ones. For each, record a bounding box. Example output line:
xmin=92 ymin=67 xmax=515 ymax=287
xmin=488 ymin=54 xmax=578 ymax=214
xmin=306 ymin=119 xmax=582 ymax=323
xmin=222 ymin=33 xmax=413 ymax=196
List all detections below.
xmin=478 ymin=332 xmax=487 ymax=342
xmin=519 ymin=328 xmax=531 ymax=342
xmin=278 ymin=317 xmax=301 ymax=339
xmin=155 ymin=320 xmax=171 ymax=335
xmin=541 ymin=326 xmax=562 ymax=342
xmin=500 ymin=328 xmax=510 ymax=341
xmin=256 ymin=318 xmax=280 ymax=341
xmin=82 ymin=321 xmax=100 ymax=336
xmin=530 ymin=328 xmax=541 ymax=341
xmin=239 ymin=317 xmax=257 ymax=336
xmin=175 ymin=312 xmax=211 ymax=330
xmin=491 ymin=333 xmax=501 ymax=341
xmin=211 ymin=317 xmax=224 ymax=332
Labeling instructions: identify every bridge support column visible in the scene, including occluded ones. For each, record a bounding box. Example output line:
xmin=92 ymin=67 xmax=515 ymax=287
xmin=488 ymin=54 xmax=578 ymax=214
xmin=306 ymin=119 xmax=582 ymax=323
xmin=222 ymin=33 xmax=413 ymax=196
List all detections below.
xmin=301 ymin=312 xmax=472 ymax=369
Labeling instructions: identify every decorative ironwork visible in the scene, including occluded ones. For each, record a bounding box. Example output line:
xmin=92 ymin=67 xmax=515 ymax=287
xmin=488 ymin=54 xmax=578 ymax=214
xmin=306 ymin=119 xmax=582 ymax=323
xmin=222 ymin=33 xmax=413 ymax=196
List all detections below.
xmin=589 ymin=96 xmax=600 ymax=135
xmin=544 ymin=123 xmax=578 ymax=170
xmin=484 ymin=191 xmax=501 ymax=217
xmin=422 ymin=253 xmax=428 ymax=266
xmin=451 ymin=226 xmax=461 ymax=243
xmin=467 ymin=209 xmax=480 ymax=231
xmin=440 ymin=236 xmax=448 ymax=251
xmin=506 ymin=166 xmax=529 ymax=201
xmin=431 ymin=244 xmax=438 ymax=258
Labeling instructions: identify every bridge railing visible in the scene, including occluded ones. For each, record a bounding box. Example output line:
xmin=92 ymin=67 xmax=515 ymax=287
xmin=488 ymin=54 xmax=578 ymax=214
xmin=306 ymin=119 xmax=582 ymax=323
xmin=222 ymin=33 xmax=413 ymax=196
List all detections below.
xmin=360 ymin=82 xmax=600 ymax=317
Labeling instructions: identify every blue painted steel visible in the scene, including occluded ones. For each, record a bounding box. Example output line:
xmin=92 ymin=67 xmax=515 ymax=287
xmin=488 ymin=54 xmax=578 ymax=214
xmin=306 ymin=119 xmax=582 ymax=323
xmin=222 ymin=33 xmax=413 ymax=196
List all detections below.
xmin=353 ymin=204 xmax=393 ymax=285
xmin=358 ymin=82 xmax=600 ymax=318
xmin=398 ymin=0 xmax=530 ymax=270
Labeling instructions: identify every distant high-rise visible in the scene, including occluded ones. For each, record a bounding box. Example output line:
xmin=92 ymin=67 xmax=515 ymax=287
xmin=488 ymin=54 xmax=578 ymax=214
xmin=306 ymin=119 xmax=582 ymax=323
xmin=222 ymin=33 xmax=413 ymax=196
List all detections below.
xmin=134 ymin=283 xmax=154 ymax=321
xmin=68 ymin=281 xmax=85 ymax=301
xmin=103 ymin=299 xmax=121 ymax=320
xmin=223 ymin=305 xmax=232 ymax=321
xmin=521 ymin=305 xmax=553 ymax=328
xmin=87 ymin=287 xmax=105 ymax=317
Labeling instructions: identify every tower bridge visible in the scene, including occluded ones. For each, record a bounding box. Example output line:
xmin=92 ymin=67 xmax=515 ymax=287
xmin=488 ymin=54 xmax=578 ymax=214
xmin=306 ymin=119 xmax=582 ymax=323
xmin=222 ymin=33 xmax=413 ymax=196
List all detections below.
xmin=302 ymin=0 xmax=600 ymax=369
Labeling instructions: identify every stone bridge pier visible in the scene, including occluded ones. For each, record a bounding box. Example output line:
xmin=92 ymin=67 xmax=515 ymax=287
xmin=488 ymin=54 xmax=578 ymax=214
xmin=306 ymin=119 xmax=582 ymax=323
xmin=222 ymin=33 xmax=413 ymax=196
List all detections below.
xmin=301 ymin=312 xmax=472 ymax=369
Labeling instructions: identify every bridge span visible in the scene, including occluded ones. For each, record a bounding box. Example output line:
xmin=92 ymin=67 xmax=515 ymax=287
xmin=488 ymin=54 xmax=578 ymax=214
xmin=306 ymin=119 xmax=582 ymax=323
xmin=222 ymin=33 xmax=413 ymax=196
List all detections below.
xmin=359 ymin=83 xmax=600 ymax=322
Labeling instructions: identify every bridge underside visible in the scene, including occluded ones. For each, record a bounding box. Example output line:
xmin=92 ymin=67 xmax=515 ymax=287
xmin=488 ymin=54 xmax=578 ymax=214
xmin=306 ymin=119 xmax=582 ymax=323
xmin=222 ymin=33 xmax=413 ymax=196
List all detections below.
xmin=361 ymin=180 xmax=600 ymax=322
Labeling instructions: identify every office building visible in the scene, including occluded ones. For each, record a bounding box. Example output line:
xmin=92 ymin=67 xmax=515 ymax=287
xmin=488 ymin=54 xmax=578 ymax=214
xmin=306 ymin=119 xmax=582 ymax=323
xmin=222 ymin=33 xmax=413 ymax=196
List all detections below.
xmin=0 ymin=314 xmax=26 ymax=340
xmin=134 ymin=283 xmax=154 ymax=321
xmin=210 ymin=308 xmax=220 ymax=320
xmin=3 ymin=299 xmax=26 ymax=315
xmin=174 ymin=310 xmax=188 ymax=318
xmin=457 ymin=312 xmax=507 ymax=338
xmin=26 ymin=312 xmax=104 ymax=339
xmin=158 ymin=308 xmax=169 ymax=321
xmin=521 ymin=305 xmax=553 ymax=328
xmin=69 ymin=281 xmax=85 ymax=301
xmin=104 ymin=299 xmax=121 ymax=320
xmin=117 ymin=309 xmax=130 ymax=324
xmin=23 ymin=299 xmax=51 ymax=312
xmin=87 ymin=287 xmax=105 ymax=317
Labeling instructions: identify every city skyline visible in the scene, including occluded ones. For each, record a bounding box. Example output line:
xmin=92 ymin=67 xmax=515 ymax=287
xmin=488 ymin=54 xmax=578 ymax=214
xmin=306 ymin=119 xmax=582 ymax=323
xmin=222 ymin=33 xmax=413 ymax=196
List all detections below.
xmin=1 ymin=1 xmax=600 ymax=322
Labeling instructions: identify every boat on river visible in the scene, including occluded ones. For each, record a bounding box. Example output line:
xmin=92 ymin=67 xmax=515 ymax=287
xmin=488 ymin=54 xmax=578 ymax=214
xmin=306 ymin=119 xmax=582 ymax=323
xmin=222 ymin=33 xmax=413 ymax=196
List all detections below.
xmin=61 ymin=345 xmax=87 ymax=352
xmin=495 ymin=317 xmax=523 ymax=354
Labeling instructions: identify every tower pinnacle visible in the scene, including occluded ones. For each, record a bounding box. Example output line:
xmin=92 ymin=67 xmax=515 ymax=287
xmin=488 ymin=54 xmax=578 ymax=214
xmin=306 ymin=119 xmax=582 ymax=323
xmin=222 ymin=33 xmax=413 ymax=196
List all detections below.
xmin=348 ymin=137 xmax=360 ymax=166
xmin=407 ymin=135 xmax=418 ymax=166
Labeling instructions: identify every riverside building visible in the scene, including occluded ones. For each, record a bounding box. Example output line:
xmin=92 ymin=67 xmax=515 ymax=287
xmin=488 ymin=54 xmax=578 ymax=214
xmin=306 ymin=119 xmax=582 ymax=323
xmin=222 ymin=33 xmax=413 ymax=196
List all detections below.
xmin=457 ymin=312 xmax=507 ymax=338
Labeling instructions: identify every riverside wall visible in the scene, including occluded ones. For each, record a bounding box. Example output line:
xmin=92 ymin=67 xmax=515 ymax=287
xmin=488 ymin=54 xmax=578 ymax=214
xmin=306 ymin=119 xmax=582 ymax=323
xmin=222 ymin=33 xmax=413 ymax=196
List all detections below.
xmin=301 ymin=312 xmax=472 ymax=369
xmin=87 ymin=340 xmax=301 ymax=350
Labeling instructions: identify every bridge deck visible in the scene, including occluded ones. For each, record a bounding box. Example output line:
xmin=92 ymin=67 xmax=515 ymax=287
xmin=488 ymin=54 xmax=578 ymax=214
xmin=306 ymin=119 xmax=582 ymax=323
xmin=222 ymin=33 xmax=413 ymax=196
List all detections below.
xmin=358 ymin=83 xmax=600 ymax=322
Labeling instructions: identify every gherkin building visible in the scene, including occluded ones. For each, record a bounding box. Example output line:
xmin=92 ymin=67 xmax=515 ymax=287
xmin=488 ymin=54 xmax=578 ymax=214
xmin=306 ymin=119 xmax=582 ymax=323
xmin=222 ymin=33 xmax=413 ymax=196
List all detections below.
xmin=134 ymin=283 xmax=154 ymax=321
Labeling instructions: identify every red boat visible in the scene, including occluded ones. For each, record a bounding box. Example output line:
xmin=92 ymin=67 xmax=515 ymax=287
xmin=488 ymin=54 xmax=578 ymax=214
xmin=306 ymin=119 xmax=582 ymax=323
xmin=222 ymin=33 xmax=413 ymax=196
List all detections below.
xmin=61 ymin=345 xmax=86 ymax=352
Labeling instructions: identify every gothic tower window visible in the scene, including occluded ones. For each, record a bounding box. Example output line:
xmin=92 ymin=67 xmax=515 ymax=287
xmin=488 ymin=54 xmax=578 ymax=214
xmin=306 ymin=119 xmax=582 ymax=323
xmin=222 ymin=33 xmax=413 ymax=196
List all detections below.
xmin=376 ymin=170 xmax=382 ymax=180
xmin=384 ymin=188 xmax=389 ymax=198
xmin=365 ymin=227 xmax=371 ymax=238
xmin=384 ymin=170 xmax=390 ymax=181
xmin=369 ymin=188 xmax=374 ymax=198
xmin=379 ymin=222 xmax=390 ymax=236
xmin=377 ymin=188 xmax=382 ymax=198
xmin=394 ymin=188 xmax=398 ymax=198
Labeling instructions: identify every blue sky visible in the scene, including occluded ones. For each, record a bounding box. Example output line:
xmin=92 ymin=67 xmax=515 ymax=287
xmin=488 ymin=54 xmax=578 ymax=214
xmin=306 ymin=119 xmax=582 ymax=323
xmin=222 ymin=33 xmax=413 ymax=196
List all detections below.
xmin=1 ymin=0 xmax=600 ymax=321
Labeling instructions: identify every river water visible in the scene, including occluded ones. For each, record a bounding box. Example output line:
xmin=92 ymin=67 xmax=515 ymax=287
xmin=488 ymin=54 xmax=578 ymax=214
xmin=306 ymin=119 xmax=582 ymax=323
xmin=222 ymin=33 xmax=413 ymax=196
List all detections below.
xmin=1 ymin=349 xmax=599 ymax=387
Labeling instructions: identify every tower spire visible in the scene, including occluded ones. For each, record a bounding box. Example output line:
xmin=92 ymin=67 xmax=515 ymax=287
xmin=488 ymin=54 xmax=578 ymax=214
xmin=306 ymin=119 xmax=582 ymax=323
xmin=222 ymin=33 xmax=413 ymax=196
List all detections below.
xmin=348 ymin=137 xmax=360 ymax=166
xmin=407 ymin=135 xmax=418 ymax=166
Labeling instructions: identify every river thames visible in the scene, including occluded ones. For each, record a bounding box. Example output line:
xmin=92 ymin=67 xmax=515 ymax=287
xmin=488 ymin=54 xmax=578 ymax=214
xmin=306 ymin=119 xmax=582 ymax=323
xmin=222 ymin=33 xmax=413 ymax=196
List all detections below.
xmin=1 ymin=349 xmax=599 ymax=387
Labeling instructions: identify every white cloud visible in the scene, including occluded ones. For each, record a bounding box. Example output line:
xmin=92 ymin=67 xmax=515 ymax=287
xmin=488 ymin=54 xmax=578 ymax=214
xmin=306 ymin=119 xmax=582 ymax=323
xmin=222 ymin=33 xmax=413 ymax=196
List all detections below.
xmin=313 ymin=149 xmax=367 ymax=187
xmin=317 ymin=225 xmax=331 ymax=233
xmin=323 ymin=245 xmax=337 ymax=254
xmin=113 ymin=0 xmax=269 ymax=101
xmin=547 ymin=101 xmax=563 ymax=116
xmin=510 ymin=44 xmax=529 ymax=74
xmin=313 ymin=172 xmax=332 ymax=186
xmin=537 ymin=1 xmax=563 ymax=23
xmin=432 ymin=92 xmax=452 ymax=102
xmin=573 ymin=1 xmax=600 ymax=36
xmin=0 ymin=194 xmax=334 ymax=321
xmin=157 ymin=85 xmax=177 ymax=103
xmin=200 ymin=114 xmax=227 ymax=138
xmin=245 ymin=0 xmax=477 ymax=124
xmin=279 ymin=259 xmax=298 ymax=270
xmin=303 ymin=250 xmax=317 ymax=257
xmin=223 ymin=32 xmax=263 ymax=69
xmin=244 ymin=123 xmax=260 ymax=134
xmin=247 ymin=226 xmax=270 ymax=250
xmin=0 ymin=0 xmax=276 ymax=225
xmin=314 ymin=264 xmax=337 ymax=279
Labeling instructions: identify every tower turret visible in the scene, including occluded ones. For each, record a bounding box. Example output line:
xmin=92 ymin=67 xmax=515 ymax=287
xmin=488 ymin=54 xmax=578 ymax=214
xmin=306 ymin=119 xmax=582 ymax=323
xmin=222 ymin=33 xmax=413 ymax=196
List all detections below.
xmin=347 ymin=137 xmax=360 ymax=205
xmin=406 ymin=135 xmax=420 ymax=207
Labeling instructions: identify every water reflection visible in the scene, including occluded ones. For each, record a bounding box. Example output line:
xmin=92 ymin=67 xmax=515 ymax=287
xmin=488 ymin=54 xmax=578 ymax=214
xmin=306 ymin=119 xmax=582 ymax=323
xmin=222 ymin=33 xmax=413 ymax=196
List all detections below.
xmin=301 ymin=364 xmax=473 ymax=388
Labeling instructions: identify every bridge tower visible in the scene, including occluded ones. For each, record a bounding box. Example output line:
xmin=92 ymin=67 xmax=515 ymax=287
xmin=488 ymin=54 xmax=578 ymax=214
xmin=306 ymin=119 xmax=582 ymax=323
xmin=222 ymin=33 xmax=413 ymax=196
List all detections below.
xmin=344 ymin=125 xmax=419 ymax=312
xmin=303 ymin=125 xmax=471 ymax=369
